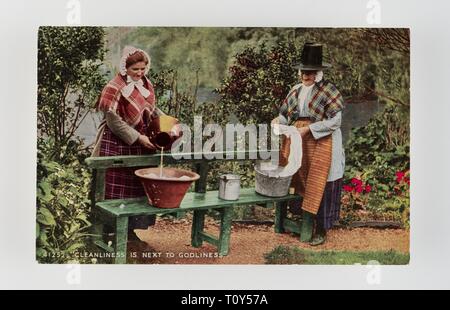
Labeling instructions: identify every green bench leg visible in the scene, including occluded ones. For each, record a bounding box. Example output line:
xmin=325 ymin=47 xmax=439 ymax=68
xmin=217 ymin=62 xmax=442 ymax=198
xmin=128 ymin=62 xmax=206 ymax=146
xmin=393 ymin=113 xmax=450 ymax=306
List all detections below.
xmin=92 ymin=223 xmax=104 ymax=243
xmin=274 ymin=201 xmax=288 ymax=233
xmin=300 ymin=210 xmax=314 ymax=243
xmin=191 ymin=210 xmax=206 ymax=248
xmin=114 ymin=217 xmax=129 ymax=264
xmin=91 ymin=210 xmax=104 ymax=244
xmin=194 ymin=162 xmax=208 ymax=193
xmin=218 ymin=207 xmax=233 ymax=256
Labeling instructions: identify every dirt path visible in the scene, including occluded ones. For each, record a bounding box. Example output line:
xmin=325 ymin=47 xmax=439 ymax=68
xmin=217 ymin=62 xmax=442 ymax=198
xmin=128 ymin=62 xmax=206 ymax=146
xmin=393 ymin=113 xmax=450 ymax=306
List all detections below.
xmin=128 ymin=218 xmax=409 ymax=264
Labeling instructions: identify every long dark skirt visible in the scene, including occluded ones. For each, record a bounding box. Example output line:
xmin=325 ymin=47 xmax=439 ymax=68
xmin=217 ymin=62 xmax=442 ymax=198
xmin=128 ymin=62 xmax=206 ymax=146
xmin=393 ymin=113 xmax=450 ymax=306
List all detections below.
xmin=316 ymin=178 xmax=343 ymax=231
xmin=99 ymin=125 xmax=155 ymax=230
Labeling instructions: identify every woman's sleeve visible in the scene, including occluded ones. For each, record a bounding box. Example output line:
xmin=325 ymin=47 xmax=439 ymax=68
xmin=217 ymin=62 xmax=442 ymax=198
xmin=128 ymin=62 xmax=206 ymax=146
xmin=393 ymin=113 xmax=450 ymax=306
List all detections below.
xmin=308 ymin=111 xmax=342 ymax=140
xmin=278 ymin=113 xmax=288 ymax=125
xmin=105 ymin=111 xmax=141 ymax=145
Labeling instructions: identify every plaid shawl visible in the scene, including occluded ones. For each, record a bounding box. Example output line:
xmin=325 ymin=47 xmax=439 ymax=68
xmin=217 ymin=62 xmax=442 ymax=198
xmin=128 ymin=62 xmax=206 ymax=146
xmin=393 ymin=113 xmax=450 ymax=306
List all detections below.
xmin=96 ymin=74 xmax=156 ymax=127
xmin=279 ymin=80 xmax=344 ymax=123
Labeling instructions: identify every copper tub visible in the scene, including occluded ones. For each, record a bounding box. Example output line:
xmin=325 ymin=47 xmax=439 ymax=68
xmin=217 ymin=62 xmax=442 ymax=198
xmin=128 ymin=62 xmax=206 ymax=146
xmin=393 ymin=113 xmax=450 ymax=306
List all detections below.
xmin=135 ymin=167 xmax=200 ymax=209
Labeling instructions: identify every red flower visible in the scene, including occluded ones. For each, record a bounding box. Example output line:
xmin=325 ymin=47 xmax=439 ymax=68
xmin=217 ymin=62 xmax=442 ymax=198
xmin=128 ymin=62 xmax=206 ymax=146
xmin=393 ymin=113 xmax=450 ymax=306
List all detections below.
xmin=343 ymin=185 xmax=353 ymax=192
xmin=406 ymin=178 xmax=410 ymax=186
xmin=365 ymin=184 xmax=372 ymax=193
xmin=355 ymin=185 xmax=363 ymax=193
xmin=396 ymin=171 xmax=405 ymax=183
xmin=351 ymin=178 xmax=362 ymax=186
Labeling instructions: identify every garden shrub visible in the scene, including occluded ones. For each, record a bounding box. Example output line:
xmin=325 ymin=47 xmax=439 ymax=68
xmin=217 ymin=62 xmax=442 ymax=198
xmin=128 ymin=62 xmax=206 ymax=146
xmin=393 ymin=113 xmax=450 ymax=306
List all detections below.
xmin=342 ymin=103 xmax=410 ymax=226
xmin=36 ymin=138 xmax=93 ymax=263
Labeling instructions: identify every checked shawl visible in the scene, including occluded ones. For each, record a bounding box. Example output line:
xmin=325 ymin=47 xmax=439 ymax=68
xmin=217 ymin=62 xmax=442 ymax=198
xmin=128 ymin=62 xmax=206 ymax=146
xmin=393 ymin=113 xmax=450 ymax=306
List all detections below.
xmin=280 ymin=80 xmax=344 ymax=123
xmin=96 ymin=74 xmax=156 ymax=127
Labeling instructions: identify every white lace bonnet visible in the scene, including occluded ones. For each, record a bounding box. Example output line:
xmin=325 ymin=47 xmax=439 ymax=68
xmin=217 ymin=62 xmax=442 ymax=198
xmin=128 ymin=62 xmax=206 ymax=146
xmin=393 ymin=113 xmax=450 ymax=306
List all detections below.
xmin=119 ymin=46 xmax=151 ymax=76
xmin=297 ymin=69 xmax=324 ymax=83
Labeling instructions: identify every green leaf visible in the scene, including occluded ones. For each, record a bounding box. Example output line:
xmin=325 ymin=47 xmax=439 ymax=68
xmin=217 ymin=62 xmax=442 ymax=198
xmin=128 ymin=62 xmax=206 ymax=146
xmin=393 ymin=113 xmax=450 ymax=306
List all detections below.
xmin=59 ymin=196 xmax=69 ymax=207
xmin=38 ymin=230 xmax=50 ymax=247
xmin=378 ymin=184 xmax=390 ymax=192
xmin=37 ymin=208 xmax=56 ymax=226
xmin=76 ymin=214 xmax=91 ymax=226
xmin=40 ymin=181 xmax=51 ymax=194
xmin=45 ymin=161 xmax=60 ymax=172
xmin=36 ymin=247 xmax=47 ymax=258
xmin=38 ymin=181 xmax=54 ymax=202
xmin=68 ymin=223 xmax=80 ymax=235
xmin=66 ymin=243 xmax=84 ymax=253
xmin=36 ymin=223 xmax=40 ymax=239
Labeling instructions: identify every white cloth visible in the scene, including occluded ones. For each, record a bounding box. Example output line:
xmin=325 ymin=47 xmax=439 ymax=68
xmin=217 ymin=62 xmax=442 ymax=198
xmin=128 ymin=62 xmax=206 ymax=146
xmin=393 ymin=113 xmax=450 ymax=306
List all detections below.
xmin=314 ymin=70 xmax=323 ymax=82
xmin=121 ymin=75 xmax=151 ymax=98
xmin=298 ymin=84 xmax=314 ymax=115
xmin=297 ymin=69 xmax=324 ymax=83
xmin=278 ymin=103 xmax=345 ymax=182
xmin=259 ymin=124 xmax=302 ymax=178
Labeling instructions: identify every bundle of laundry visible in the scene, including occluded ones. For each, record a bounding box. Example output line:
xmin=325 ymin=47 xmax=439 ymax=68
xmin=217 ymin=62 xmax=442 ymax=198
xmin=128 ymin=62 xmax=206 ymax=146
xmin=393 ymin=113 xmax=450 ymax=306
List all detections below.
xmin=257 ymin=124 xmax=302 ymax=178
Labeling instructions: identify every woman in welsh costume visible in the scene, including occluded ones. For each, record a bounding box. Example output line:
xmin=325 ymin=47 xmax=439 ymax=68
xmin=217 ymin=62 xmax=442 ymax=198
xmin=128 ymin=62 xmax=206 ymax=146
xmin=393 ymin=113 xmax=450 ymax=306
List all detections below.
xmin=274 ymin=43 xmax=345 ymax=246
xmin=92 ymin=46 xmax=164 ymax=241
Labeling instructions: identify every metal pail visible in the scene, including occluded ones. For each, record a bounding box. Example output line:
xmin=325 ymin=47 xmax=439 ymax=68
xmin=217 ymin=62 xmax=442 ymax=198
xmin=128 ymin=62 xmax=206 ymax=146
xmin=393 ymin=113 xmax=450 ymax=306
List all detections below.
xmin=218 ymin=174 xmax=240 ymax=200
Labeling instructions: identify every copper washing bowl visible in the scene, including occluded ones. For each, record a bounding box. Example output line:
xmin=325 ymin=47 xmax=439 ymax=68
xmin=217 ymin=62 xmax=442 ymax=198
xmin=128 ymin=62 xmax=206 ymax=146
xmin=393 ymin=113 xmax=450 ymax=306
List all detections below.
xmin=135 ymin=167 xmax=200 ymax=209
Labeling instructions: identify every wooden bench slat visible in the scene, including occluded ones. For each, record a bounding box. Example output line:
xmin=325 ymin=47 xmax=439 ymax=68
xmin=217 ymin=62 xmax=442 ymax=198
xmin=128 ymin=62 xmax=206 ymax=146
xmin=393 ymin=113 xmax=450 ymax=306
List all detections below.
xmin=85 ymin=150 xmax=275 ymax=169
xmin=95 ymin=188 xmax=300 ymax=217
xmin=94 ymin=168 xmax=106 ymax=202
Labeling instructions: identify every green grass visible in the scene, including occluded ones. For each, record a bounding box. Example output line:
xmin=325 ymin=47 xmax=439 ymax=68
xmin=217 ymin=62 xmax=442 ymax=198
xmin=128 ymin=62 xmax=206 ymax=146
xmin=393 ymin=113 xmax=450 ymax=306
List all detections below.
xmin=264 ymin=246 xmax=410 ymax=265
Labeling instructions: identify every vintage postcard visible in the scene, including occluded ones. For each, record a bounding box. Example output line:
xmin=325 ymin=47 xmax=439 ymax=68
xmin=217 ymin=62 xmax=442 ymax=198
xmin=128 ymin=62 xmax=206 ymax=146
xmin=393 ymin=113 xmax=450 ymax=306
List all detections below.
xmin=36 ymin=27 xmax=410 ymax=264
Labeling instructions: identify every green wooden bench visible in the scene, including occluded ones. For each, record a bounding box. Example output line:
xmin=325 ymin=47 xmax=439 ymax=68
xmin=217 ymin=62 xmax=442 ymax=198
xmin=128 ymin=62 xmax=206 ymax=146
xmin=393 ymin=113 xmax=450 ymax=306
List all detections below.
xmin=86 ymin=150 xmax=313 ymax=264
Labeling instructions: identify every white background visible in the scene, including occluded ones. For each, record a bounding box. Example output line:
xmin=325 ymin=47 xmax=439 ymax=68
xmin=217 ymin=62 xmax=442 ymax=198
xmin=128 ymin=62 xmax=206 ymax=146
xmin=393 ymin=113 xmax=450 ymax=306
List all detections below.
xmin=0 ymin=0 xmax=449 ymax=289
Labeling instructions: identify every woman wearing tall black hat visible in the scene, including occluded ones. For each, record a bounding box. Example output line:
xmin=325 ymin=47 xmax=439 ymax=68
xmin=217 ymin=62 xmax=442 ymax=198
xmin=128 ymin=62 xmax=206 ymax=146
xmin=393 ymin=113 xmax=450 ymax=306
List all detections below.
xmin=272 ymin=43 xmax=345 ymax=246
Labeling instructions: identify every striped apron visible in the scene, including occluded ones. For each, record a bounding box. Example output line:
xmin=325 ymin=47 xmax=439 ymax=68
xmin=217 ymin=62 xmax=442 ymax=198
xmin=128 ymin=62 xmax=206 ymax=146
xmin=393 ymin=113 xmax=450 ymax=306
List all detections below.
xmin=280 ymin=118 xmax=333 ymax=215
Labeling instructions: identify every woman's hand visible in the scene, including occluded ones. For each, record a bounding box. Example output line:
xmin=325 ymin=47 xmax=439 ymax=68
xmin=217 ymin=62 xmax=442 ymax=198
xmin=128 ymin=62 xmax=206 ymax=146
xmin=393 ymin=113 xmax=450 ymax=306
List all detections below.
xmin=171 ymin=123 xmax=183 ymax=136
xmin=138 ymin=134 xmax=156 ymax=150
xmin=297 ymin=126 xmax=310 ymax=138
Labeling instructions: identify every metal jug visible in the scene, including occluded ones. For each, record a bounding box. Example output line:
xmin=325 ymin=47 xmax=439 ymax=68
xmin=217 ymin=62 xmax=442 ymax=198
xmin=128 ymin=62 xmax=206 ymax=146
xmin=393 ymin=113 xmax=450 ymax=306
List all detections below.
xmin=218 ymin=174 xmax=240 ymax=201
